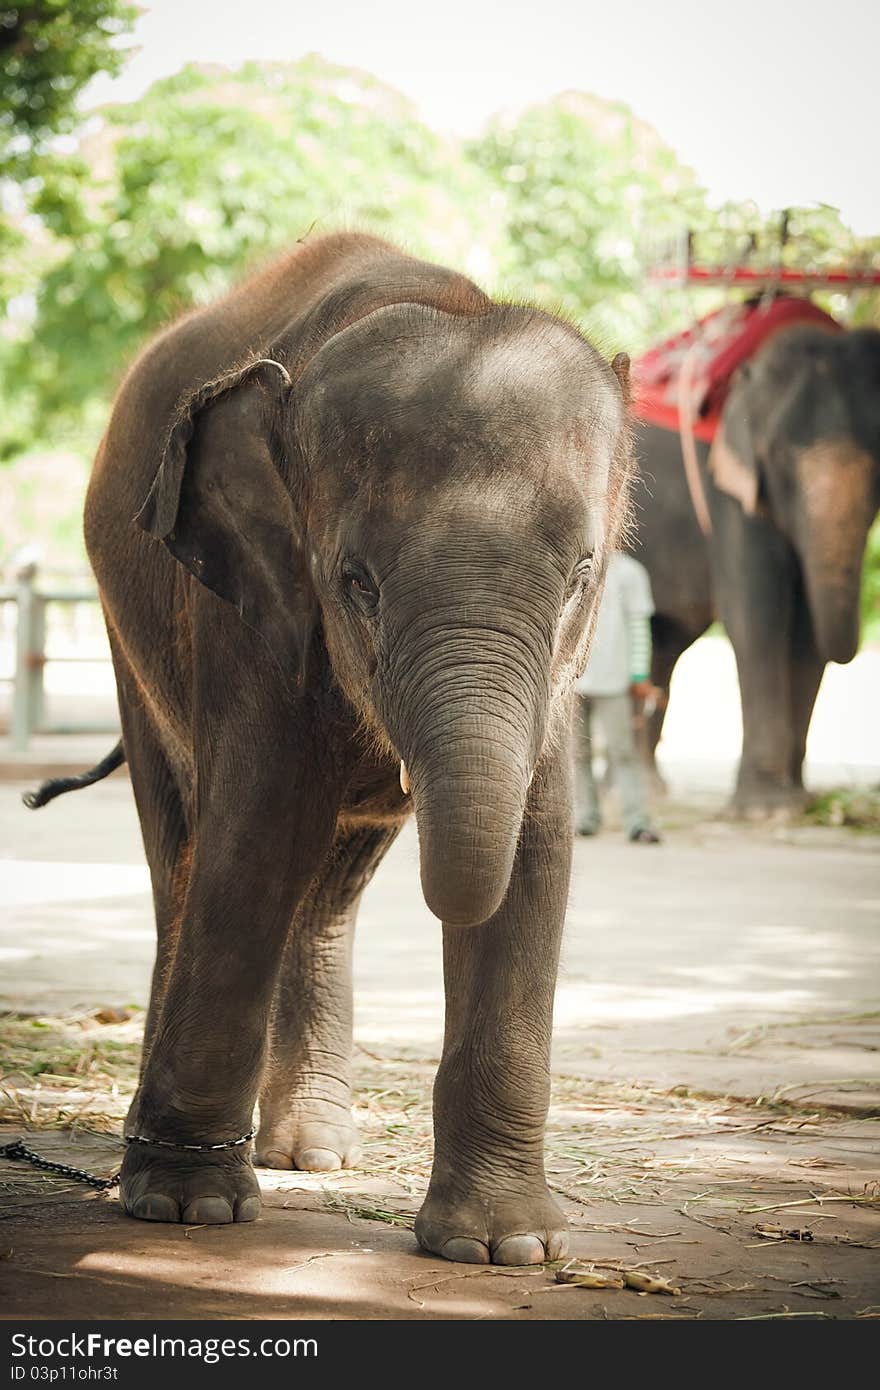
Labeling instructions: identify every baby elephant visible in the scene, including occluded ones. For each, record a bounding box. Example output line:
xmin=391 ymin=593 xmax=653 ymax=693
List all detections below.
xmin=84 ymin=232 xmax=632 ymax=1265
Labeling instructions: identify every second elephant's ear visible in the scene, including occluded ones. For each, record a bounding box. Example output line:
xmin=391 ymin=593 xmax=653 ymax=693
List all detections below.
xmin=709 ymin=367 xmax=762 ymax=515
xmin=135 ymin=358 xmax=316 ymax=686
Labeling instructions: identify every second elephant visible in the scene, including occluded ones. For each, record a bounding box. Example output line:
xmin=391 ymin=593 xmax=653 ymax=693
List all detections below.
xmin=634 ymin=321 xmax=880 ymax=814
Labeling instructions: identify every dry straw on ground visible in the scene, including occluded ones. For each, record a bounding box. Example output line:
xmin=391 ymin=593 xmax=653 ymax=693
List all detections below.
xmin=2 ymin=1007 xmax=878 ymax=1318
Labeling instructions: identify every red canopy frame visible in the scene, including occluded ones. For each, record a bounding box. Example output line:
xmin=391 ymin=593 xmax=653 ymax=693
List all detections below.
xmin=647 ymin=265 xmax=880 ymax=289
xmin=644 ymin=219 xmax=880 ymax=292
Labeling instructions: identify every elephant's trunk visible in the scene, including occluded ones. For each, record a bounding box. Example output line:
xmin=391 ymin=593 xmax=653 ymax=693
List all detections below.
xmin=795 ymin=441 xmax=876 ymax=665
xmin=808 ymin=569 xmax=863 ymax=665
xmin=388 ymin=620 xmax=550 ymax=927
xmin=412 ymin=705 xmax=534 ymax=927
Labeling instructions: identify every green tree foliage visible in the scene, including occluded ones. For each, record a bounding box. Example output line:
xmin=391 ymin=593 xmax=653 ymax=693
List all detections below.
xmin=468 ymin=102 xmax=880 ymax=353
xmin=14 ymin=57 xmax=505 ymax=434
xmin=11 ymin=62 xmax=880 ymax=444
xmin=2 ymin=54 xmax=879 ymax=625
xmin=1 ymin=1 xmax=135 ymax=160
xmin=467 ymin=92 xmax=707 ymax=353
xmin=0 ymin=1 xmax=137 ymax=304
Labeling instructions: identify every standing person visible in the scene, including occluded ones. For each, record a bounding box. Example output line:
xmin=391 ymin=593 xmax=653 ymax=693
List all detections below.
xmin=574 ymin=551 xmax=661 ymax=843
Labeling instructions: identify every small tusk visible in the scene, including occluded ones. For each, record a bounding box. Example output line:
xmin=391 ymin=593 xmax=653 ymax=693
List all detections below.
xmin=400 ymin=761 xmax=410 ymax=795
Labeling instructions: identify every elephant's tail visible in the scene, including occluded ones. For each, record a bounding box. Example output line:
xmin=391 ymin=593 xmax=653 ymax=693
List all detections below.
xmin=22 ymin=739 xmax=126 ymax=810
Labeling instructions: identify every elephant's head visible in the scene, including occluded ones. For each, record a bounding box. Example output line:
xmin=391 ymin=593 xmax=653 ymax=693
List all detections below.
xmin=136 ymin=301 xmax=632 ymax=925
xmin=710 ymin=324 xmax=880 ymax=663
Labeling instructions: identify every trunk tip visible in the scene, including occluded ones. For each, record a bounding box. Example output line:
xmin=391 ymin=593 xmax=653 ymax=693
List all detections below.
xmin=420 ymin=867 xmax=507 ymax=928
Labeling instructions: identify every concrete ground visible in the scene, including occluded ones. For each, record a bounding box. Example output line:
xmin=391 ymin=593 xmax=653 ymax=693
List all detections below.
xmin=1 ymin=769 xmax=878 ymax=1321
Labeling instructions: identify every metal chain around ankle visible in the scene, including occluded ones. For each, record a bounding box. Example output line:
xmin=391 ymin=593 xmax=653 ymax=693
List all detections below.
xmin=1 ymin=1126 xmax=256 ymax=1190
xmin=0 ymin=1138 xmax=120 ymax=1190
xmin=124 ymin=1128 xmax=256 ymax=1152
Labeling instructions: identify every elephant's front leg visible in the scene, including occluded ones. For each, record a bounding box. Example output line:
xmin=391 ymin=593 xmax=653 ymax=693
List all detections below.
xmin=257 ymin=825 xmax=397 ymax=1172
xmin=710 ymin=500 xmax=800 ymax=816
xmin=787 ymin=594 xmax=825 ymax=797
xmin=415 ymin=743 xmax=571 ymax=1266
xmin=120 ymin=779 xmax=339 ymax=1225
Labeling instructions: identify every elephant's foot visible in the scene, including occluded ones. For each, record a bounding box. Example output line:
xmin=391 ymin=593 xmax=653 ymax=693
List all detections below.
xmin=119 ymin=1142 xmax=261 ymax=1224
xmin=255 ymin=1101 xmax=360 ymax=1172
xmin=644 ymin=763 xmax=668 ymax=799
xmin=727 ymin=779 xmax=809 ymax=823
xmin=414 ymin=1183 xmax=568 ymax=1266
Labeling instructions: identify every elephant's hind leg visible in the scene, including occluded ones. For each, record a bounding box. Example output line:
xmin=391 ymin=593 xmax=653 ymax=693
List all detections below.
xmin=256 ymin=825 xmax=398 ymax=1173
xmin=110 ymin=647 xmax=190 ymax=1117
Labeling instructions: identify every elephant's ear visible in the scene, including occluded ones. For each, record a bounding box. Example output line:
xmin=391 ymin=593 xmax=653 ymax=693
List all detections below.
xmin=135 ymin=358 xmax=316 ymax=687
xmin=709 ymin=367 xmax=762 ymax=515
xmin=611 ymin=351 xmax=632 ymax=405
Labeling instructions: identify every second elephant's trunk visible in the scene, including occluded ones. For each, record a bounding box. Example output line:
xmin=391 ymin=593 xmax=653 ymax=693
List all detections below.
xmin=806 ymin=568 xmax=864 ymax=665
xmin=795 ymin=440 xmax=876 ymax=665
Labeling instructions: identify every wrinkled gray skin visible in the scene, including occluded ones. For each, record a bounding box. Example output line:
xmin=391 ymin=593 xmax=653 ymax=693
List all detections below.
xmin=84 ymin=233 xmax=632 ymax=1265
xmin=634 ymin=324 xmax=880 ymax=815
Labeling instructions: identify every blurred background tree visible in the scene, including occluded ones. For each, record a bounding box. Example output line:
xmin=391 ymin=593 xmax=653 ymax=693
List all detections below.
xmin=1 ymin=1 xmax=137 ymax=304
xmin=467 ymin=92 xmax=707 ymax=352
xmin=0 ymin=0 xmax=137 ymax=464
xmin=0 ymin=37 xmax=877 ymax=630
xmin=7 ymin=57 xmax=506 ymax=450
xmin=0 ymin=2 xmax=135 ymax=153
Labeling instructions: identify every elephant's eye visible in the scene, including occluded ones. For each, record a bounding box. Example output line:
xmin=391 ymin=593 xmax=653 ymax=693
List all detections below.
xmin=342 ymin=559 xmax=380 ymax=615
xmin=565 ymin=555 xmax=594 ymax=600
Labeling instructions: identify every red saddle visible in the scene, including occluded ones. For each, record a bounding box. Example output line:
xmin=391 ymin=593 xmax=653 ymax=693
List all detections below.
xmin=632 ymin=295 xmax=841 ymax=443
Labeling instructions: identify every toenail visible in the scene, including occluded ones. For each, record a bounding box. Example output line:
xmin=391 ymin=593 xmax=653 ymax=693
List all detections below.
xmin=235 ymin=1195 xmax=262 ymax=1222
xmin=297 ymin=1147 xmax=342 ymax=1172
xmin=182 ymin=1196 xmax=234 ymax=1224
xmin=256 ymin=1149 xmax=294 ymax=1170
xmin=441 ymin=1237 xmax=491 ymax=1264
xmin=546 ymin=1231 xmax=569 ymax=1261
xmin=492 ymin=1234 xmax=546 ymax=1265
xmin=130 ymin=1194 xmax=178 ymax=1223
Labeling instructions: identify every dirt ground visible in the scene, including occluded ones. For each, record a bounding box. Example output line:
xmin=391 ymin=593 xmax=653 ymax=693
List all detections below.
xmin=1 ymin=773 xmax=878 ymax=1321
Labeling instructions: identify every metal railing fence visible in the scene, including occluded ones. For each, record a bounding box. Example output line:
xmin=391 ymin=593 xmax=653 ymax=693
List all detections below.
xmin=1 ymin=563 xmax=118 ymax=751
